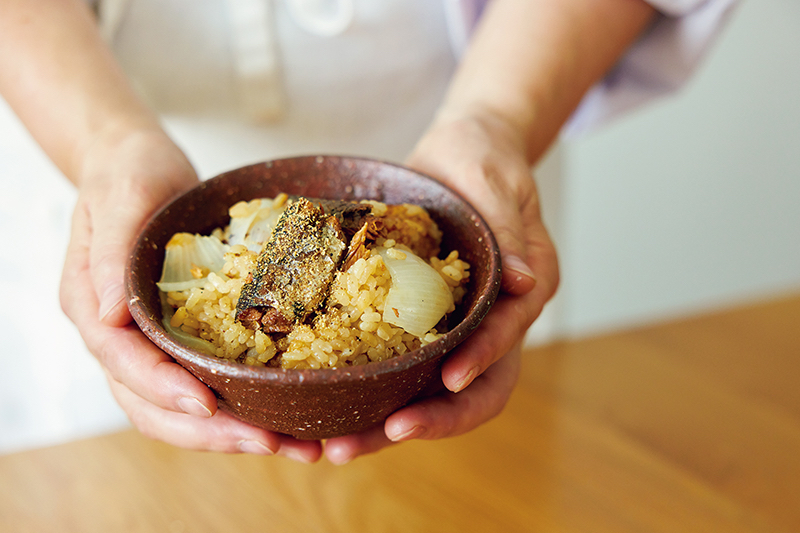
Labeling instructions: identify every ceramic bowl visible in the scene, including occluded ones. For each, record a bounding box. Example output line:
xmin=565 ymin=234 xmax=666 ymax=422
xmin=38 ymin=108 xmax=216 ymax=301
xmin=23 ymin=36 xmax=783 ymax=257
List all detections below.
xmin=125 ymin=155 xmax=501 ymax=439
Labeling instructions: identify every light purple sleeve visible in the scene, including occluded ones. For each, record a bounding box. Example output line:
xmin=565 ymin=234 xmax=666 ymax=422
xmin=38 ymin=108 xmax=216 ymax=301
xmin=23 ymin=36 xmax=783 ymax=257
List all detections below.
xmin=444 ymin=0 xmax=739 ymax=137
xmin=563 ymin=0 xmax=740 ymax=136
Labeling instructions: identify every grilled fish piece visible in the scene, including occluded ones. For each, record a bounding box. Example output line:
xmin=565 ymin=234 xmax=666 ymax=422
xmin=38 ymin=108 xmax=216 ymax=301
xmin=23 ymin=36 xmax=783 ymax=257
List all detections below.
xmin=288 ymin=196 xmax=373 ymax=238
xmin=235 ymin=197 xmax=349 ymax=332
xmin=341 ymin=216 xmax=384 ymax=271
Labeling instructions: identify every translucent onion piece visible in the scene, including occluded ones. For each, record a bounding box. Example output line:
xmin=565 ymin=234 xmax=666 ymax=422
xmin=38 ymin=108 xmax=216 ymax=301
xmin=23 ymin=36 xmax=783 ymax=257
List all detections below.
xmin=225 ymin=199 xmax=286 ymax=251
xmin=226 ymin=209 xmax=259 ymax=248
xmin=161 ymin=303 xmax=217 ymax=355
xmin=157 ymin=233 xmax=228 ymax=292
xmin=377 ymin=247 xmax=454 ymax=337
xmin=243 ymin=207 xmax=285 ymax=251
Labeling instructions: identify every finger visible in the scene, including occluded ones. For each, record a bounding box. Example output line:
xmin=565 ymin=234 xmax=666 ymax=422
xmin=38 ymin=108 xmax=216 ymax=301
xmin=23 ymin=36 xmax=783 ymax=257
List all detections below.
xmin=60 ymin=194 xmax=130 ymax=327
xmin=60 ymin=199 xmax=93 ymax=322
xmin=88 ymin=181 xmax=156 ymax=327
xmin=440 ymin=290 xmax=535 ymax=393
xmin=519 ymin=193 xmax=560 ymax=301
xmin=109 ymin=377 xmax=323 ymax=462
xmin=79 ymin=137 xmax=197 ymax=327
xmin=324 ymin=425 xmax=394 ymax=465
xmin=386 ymin=345 xmax=521 ymax=442
xmin=76 ymin=293 xmax=220 ymax=417
xmin=449 ymin=162 xmax=538 ymax=296
xmin=442 ymin=204 xmax=558 ymax=393
xmin=98 ymin=324 xmax=220 ymax=416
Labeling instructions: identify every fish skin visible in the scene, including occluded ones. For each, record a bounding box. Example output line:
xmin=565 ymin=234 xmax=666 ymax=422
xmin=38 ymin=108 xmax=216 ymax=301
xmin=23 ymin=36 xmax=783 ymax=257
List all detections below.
xmin=288 ymin=196 xmax=373 ymax=238
xmin=235 ymin=197 xmax=348 ymax=330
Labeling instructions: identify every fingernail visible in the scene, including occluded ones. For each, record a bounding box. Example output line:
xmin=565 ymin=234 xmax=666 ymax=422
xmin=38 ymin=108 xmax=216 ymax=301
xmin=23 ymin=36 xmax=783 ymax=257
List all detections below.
xmin=505 ymin=255 xmax=536 ymax=285
xmin=238 ymin=439 xmax=276 ymax=455
xmin=177 ymin=396 xmax=213 ymax=418
xmin=452 ymin=367 xmax=478 ymax=393
xmin=326 ymin=448 xmax=354 ymax=466
xmin=388 ymin=425 xmax=427 ymax=442
xmin=279 ymin=448 xmax=315 ymax=464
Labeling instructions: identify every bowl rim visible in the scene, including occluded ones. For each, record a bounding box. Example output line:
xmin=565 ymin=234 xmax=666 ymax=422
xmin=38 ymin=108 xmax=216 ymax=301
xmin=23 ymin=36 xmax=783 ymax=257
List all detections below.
xmin=125 ymin=155 xmax=501 ymax=386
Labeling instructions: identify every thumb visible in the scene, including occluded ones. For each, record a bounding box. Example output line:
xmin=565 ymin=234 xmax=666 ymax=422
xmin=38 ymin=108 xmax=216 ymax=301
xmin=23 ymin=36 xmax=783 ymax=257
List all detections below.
xmin=501 ymin=249 xmax=537 ymax=296
xmin=468 ymin=185 xmax=537 ymax=296
xmin=492 ymin=221 xmax=537 ymax=296
xmin=78 ymin=131 xmax=199 ymax=327
xmin=91 ymin=196 xmax=141 ymax=327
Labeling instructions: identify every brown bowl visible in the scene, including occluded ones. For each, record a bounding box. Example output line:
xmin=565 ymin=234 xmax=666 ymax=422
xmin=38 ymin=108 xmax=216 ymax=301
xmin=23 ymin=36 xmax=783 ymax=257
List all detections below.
xmin=126 ymin=155 xmax=501 ymax=439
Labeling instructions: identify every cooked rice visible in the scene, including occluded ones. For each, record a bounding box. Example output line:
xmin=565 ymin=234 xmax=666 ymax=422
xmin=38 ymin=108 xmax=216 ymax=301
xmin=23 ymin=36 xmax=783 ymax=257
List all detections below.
xmin=162 ymin=197 xmax=470 ymax=369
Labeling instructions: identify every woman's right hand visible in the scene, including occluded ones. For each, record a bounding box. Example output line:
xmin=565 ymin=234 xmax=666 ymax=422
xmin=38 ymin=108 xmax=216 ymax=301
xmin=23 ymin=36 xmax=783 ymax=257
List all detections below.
xmin=59 ymin=126 xmax=324 ymax=462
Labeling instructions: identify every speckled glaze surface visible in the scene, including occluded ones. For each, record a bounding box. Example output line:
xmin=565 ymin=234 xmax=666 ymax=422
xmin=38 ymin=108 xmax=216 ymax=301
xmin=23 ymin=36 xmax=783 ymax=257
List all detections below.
xmin=126 ymin=156 xmax=501 ymax=439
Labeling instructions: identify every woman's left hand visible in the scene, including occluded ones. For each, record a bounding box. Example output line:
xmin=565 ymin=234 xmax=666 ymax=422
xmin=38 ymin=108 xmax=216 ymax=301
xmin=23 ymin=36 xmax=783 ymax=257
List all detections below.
xmin=324 ymin=112 xmax=559 ymax=464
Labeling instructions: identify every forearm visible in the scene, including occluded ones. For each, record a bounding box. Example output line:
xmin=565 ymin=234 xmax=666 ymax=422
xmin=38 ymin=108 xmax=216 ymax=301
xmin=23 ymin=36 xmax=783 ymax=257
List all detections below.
xmin=438 ymin=0 xmax=656 ymax=163
xmin=0 ymin=0 xmax=161 ymax=185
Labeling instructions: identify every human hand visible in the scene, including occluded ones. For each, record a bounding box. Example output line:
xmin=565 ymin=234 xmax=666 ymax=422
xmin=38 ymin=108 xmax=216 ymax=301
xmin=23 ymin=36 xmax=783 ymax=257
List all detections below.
xmin=59 ymin=127 xmax=323 ymax=462
xmin=324 ymin=112 xmax=559 ymax=464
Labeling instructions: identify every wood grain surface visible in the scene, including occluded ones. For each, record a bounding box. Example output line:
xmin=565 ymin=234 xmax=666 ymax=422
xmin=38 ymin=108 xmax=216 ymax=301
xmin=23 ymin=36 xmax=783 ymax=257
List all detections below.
xmin=2 ymin=293 xmax=799 ymax=533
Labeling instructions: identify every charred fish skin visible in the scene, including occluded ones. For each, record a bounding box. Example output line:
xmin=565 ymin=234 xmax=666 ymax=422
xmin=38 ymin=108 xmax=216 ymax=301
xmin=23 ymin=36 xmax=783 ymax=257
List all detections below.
xmin=235 ymin=198 xmax=348 ymax=331
xmin=287 ymin=196 xmax=374 ymax=238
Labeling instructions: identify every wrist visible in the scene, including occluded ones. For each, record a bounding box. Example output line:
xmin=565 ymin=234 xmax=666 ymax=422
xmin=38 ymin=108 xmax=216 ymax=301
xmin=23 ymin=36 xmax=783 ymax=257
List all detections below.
xmin=75 ymin=117 xmax=160 ymax=185
xmin=429 ymin=104 xmax=531 ymax=160
xmin=77 ymin=123 xmax=198 ymax=202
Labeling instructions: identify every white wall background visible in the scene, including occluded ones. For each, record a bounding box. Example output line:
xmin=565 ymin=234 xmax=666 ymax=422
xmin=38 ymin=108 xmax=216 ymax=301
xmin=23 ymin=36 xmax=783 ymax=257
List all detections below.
xmin=528 ymin=0 xmax=800 ymax=342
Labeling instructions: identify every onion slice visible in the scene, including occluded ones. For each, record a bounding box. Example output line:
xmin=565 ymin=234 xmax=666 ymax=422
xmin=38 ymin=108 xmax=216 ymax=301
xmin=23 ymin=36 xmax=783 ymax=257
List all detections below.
xmin=225 ymin=209 xmax=259 ymax=249
xmin=376 ymin=247 xmax=454 ymax=337
xmin=157 ymin=233 xmax=228 ymax=292
xmin=161 ymin=302 xmax=217 ymax=355
xmin=225 ymin=198 xmax=286 ymax=251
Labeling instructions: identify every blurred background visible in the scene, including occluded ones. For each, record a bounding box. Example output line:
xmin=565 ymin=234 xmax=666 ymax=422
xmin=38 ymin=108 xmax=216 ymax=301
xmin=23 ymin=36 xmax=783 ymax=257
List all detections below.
xmin=1 ymin=0 xmax=798 ymax=454
xmin=528 ymin=0 xmax=800 ymax=342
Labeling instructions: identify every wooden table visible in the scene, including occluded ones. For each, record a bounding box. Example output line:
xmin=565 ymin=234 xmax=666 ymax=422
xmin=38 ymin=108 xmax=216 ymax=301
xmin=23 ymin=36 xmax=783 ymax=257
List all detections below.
xmin=3 ymin=294 xmax=799 ymax=533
